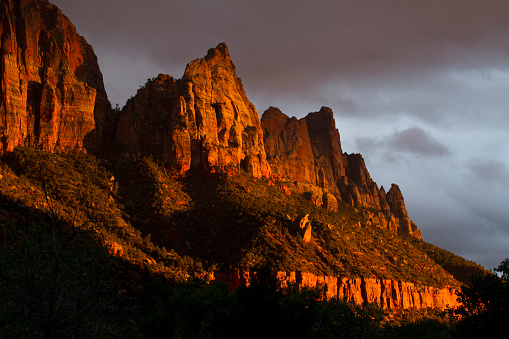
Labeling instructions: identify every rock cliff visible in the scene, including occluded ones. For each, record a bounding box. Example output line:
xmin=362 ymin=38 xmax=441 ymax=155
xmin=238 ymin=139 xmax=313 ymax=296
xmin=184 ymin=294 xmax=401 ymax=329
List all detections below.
xmin=0 ymin=0 xmax=110 ymax=152
xmin=115 ymin=43 xmax=270 ymax=178
xmin=214 ymin=271 xmax=459 ymax=310
xmin=262 ymin=107 xmax=422 ymax=239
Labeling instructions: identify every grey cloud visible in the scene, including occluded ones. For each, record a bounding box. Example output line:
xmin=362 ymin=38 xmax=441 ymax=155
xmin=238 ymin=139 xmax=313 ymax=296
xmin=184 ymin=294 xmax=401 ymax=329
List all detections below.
xmin=403 ymin=170 xmax=509 ymax=270
xmin=53 ymin=0 xmax=509 ymax=111
xmin=466 ymin=158 xmax=509 ymax=187
xmin=388 ymin=127 xmax=451 ymax=157
xmin=355 ymin=127 xmax=450 ymax=158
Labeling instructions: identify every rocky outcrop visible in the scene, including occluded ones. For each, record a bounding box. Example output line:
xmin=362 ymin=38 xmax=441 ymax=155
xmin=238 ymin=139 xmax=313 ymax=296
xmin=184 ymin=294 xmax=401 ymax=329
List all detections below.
xmin=262 ymin=107 xmax=422 ymax=239
xmin=103 ymin=240 xmax=124 ymax=257
xmin=261 ymin=107 xmax=315 ymax=183
xmin=0 ymin=0 xmax=110 ymax=152
xmin=115 ymin=43 xmax=270 ymax=178
xmin=386 ymin=184 xmax=422 ymax=238
xmin=292 ymin=213 xmax=312 ymax=242
xmin=214 ymin=271 xmax=459 ymax=310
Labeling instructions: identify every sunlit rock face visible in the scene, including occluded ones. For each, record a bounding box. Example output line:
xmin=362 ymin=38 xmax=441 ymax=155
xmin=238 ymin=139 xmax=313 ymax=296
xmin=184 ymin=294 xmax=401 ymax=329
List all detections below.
xmin=116 ymin=43 xmax=270 ymax=178
xmin=386 ymin=184 xmax=422 ymax=239
xmin=0 ymin=0 xmax=110 ymax=152
xmin=261 ymin=106 xmax=422 ymax=239
xmin=261 ymin=106 xmax=316 ymax=184
xmin=215 ymin=271 xmax=459 ymax=310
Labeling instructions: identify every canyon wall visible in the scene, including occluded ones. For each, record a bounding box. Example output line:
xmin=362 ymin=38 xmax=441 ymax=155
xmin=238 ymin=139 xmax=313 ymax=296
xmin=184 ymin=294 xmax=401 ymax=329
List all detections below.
xmin=214 ymin=271 xmax=459 ymax=310
xmin=115 ymin=43 xmax=270 ymax=178
xmin=0 ymin=0 xmax=110 ymax=152
xmin=262 ymin=106 xmax=422 ymax=239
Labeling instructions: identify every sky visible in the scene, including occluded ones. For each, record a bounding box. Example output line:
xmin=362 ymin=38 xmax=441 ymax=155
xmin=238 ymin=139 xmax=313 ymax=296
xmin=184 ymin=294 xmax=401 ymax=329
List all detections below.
xmin=52 ymin=0 xmax=508 ymax=271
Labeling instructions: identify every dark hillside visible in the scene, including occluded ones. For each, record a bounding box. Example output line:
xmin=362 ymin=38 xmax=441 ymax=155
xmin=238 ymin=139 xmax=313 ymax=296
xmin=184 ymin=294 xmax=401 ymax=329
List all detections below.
xmin=0 ymin=147 xmax=488 ymax=336
xmin=2 ymin=147 xmax=481 ymax=288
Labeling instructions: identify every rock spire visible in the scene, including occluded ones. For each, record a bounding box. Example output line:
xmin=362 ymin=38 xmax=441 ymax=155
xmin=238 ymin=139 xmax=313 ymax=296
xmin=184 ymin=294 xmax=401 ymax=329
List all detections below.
xmin=115 ymin=43 xmax=270 ymax=177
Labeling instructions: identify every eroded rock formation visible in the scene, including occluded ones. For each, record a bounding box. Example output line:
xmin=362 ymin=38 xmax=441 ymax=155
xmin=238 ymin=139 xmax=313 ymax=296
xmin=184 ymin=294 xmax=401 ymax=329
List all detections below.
xmin=292 ymin=213 xmax=312 ymax=242
xmin=115 ymin=43 xmax=270 ymax=178
xmin=0 ymin=0 xmax=110 ymax=152
xmin=262 ymin=106 xmax=422 ymax=239
xmin=386 ymin=184 xmax=422 ymax=238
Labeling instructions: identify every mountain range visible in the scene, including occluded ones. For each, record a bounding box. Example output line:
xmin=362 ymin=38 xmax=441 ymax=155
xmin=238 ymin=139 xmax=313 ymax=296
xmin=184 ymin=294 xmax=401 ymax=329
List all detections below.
xmin=0 ymin=0 xmax=486 ymax=321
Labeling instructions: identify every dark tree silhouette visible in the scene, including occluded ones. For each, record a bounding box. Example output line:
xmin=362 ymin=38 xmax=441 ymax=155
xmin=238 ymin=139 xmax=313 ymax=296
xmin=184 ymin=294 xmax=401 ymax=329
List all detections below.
xmin=452 ymin=258 xmax=509 ymax=338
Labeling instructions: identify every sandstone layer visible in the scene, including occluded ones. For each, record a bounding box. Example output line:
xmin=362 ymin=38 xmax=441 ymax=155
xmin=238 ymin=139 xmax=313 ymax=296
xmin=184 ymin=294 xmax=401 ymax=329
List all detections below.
xmin=262 ymin=107 xmax=422 ymax=239
xmin=214 ymin=271 xmax=459 ymax=310
xmin=115 ymin=43 xmax=270 ymax=178
xmin=0 ymin=0 xmax=110 ymax=152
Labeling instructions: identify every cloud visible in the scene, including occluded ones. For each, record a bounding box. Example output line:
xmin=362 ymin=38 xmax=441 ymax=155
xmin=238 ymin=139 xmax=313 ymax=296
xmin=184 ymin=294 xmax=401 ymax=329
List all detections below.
xmin=388 ymin=127 xmax=451 ymax=157
xmin=355 ymin=127 xmax=450 ymax=158
xmin=53 ymin=0 xmax=509 ymax=113
xmin=466 ymin=158 xmax=509 ymax=187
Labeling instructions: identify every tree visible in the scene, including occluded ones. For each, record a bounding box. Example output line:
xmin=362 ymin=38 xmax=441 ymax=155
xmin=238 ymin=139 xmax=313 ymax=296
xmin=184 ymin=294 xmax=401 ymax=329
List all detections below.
xmin=0 ymin=183 xmax=122 ymax=337
xmin=451 ymin=258 xmax=509 ymax=338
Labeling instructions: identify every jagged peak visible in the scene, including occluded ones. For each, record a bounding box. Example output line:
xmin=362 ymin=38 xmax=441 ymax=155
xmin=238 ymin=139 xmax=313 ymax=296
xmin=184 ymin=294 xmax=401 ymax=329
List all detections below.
xmin=204 ymin=42 xmax=232 ymax=65
xmin=387 ymin=183 xmax=403 ymax=198
xmin=261 ymin=106 xmax=288 ymax=121
xmin=183 ymin=42 xmax=237 ymax=81
xmin=261 ymin=107 xmax=292 ymax=135
xmin=305 ymin=106 xmax=337 ymax=133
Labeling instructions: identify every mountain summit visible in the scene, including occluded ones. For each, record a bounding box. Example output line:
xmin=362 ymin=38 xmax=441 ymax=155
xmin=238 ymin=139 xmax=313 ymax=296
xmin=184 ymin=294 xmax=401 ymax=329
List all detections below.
xmin=111 ymin=41 xmax=422 ymax=239
xmin=115 ymin=43 xmax=270 ymax=178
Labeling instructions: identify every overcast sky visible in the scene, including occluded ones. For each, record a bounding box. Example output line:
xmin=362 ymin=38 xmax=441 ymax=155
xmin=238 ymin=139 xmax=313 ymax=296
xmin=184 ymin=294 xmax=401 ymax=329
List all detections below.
xmin=52 ymin=0 xmax=508 ymax=271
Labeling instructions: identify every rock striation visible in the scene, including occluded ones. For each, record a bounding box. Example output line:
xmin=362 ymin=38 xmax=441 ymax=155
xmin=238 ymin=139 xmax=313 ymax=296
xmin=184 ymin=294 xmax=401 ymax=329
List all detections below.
xmin=214 ymin=271 xmax=459 ymax=310
xmin=262 ymin=106 xmax=422 ymax=239
xmin=115 ymin=43 xmax=270 ymax=178
xmin=0 ymin=0 xmax=110 ymax=152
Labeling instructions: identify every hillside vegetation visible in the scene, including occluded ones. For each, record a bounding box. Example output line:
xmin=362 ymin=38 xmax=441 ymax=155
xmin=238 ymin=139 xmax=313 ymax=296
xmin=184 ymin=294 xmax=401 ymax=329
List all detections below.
xmin=1 ymin=147 xmax=483 ymax=286
xmin=0 ymin=147 xmax=491 ymax=336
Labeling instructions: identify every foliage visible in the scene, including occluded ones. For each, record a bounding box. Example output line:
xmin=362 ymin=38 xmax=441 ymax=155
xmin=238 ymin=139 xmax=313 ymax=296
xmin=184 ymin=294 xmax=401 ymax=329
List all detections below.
xmin=1 ymin=147 xmax=204 ymax=281
xmin=449 ymin=258 xmax=509 ymax=338
xmin=406 ymin=237 xmax=487 ymax=286
xmin=1 ymin=147 xmax=466 ymax=288
xmin=0 ymin=198 xmax=134 ymax=337
xmin=1 ymin=146 xmax=495 ymax=336
xmin=3 ymin=148 xmax=466 ymax=286
xmin=140 ymin=274 xmax=383 ymax=338
xmin=382 ymin=318 xmax=457 ymax=339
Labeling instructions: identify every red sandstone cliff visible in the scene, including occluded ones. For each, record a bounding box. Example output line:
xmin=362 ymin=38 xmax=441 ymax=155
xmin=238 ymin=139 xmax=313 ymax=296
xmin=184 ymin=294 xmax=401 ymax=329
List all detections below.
xmin=262 ymin=107 xmax=422 ymax=239
xmin=0 ymin=0 xmax=110 ymax=152
xmin=115 ymin=43 xmax=270 ymax=178
xmin=214 ymin=271 xmax=459 ymax=311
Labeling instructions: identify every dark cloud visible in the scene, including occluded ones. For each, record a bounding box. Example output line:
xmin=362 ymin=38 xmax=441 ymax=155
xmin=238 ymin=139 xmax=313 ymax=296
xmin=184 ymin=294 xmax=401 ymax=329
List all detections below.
xmin=355 ymin=127 xmax=450 ymax=158
xmin=389 ymin=127 xmax=451 ymax=157
xmin=53 ymin=0 xmax=509 ymax=111
xmin=51 ymin=0 xmax=509 ymax=270
xmin=466 ymin=159 xmax=509 ymax=187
